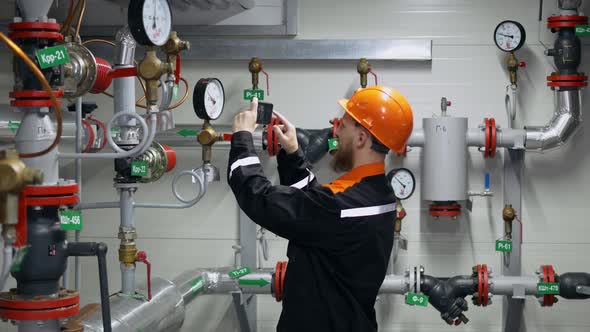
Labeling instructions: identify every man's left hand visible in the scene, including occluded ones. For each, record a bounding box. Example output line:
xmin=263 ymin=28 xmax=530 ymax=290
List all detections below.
xmin=233 ymin=97 xmax=258 ymax=133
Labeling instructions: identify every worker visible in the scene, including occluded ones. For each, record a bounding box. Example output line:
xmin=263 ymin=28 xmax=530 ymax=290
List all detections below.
xmin=229 ymin=86 xmax=413 ymax=331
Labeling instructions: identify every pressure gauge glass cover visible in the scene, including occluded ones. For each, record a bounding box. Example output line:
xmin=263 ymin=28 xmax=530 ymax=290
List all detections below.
xmin=387 ymin=168 xmax=416 ymax=200
xmin=193 ymin=78 xmax=225 ymax=121
xmin=128 ymin=0 xmax=173 ymax=46
xmin=494 ymin=20 xmax=526 ymax=52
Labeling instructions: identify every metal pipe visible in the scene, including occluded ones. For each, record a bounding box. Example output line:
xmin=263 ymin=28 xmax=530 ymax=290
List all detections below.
xmin=525 ymin=89 xmax=582 ymax=151
xmin=490 ymin=275 xmax=539 ymax=295
xmin=74 ymin=97 xmax=82 ymax=292
xmin=378 ymin=274 xmax=408 ymax=294
xmin=406 ymin=128 xmax=424 ymax=147
xmin=0 ymin=240 xmax=13 ymax=291
xmin=119 ymin=187 xmax=136 ymax=296
xmin=18 ymin=320 xmax=60 ymax=332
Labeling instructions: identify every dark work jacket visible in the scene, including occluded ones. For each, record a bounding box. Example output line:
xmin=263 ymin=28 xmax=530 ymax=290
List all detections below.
xmin=228 ymin=131 xmax=396 ymax=332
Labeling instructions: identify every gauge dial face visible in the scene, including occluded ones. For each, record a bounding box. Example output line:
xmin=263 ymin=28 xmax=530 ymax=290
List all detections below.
xmin=141 ymin=0 xmax=172 ymax=46
xmin=193 ymin=78 xmax=225 ymax=121
xmin=204 ymin=79 xmax=224 ymax=119
xmin=494 ymin=20 xmax=526 ymax=52
xmin=388 ymin=168 xmax=416 ymax=200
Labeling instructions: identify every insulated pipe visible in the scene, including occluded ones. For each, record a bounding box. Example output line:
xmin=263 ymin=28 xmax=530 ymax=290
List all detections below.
xmin=525 ymin=90 xmax=582 ymax=151
xmin=74 ymin=97 xmax=82 ymax=292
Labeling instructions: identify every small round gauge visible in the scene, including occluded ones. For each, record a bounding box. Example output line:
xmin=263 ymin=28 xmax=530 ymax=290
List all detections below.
xmin=193 ymin=78 xmax=225 ymax=120
xmin=128 ymin=0 xmax=173 ymax=47
xmin=494 ymin=20 xmax=526 ymax=52
xmin=387 ymin=168 xmax=416 ymax=200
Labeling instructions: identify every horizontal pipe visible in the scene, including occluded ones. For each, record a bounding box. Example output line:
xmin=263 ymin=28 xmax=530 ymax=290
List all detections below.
xmin=490 ymin=275 xmax=539 ymax=295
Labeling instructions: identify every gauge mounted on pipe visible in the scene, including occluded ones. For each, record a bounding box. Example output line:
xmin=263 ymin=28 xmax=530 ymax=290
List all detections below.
xmin=494 ymin=20 xmax=526 ymax=52
xmin=387 ymin=168 xmax=416 ymax=200
xmin=193 ymin=78 xmax=225 ymax=121
xmin=128 ymin=0 xmax=173 ymax=46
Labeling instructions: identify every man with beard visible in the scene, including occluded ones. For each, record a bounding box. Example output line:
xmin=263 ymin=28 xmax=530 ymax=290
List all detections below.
xmin=228 ymin=86 xmax=413 ymax=332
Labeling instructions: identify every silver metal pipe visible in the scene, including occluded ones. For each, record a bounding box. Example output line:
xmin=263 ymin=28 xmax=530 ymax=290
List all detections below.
xmin=525 ymin=90 xmax=582 ymax=151
xmin=119 ymin=187 xmax=136 ymax=295
xmin=75 ymin=97 xmax=82 ymax=292
xmin=490 ymin=275 xmax=539 ymax=296
xmin=406 ymin=128 xmax=424 ymax=147
xmin=378 ymin=274 xmax=409 ymax=294
xmin=114 ymin=26 xmax=137 ymax=67
xmin=120 ymin=264 xmax=136 ymax=296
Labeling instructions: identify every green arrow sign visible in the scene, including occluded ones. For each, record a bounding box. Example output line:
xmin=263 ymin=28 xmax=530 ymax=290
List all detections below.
xmin=537 ymin=282 xmax=560 ymax=295
xmin=243 ymin=89 xmax=264 ymax=101
xmin=576 ymin=25 xmax=590 ymax=36
xmin=36 ymin=45 xmax=70 ymax=69
xmin=59 ymin=210 xmax=83 ymax=231
xmin=238 ymin=278 xmax=270 ymax=287
xmin=8 ymin=121 xmax=20 ymax=133
xmin=177 ymin=129 xmax=199 ymax=137
xmin=496 ymin=240 xmax=512 ymax=253
xmin=406 ymin=292 xmax=429 ymax=307
xmin=229 ymin=267 xmax=251 ymax=279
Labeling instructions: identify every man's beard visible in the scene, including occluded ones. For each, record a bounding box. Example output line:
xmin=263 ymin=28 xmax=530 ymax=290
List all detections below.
xmin=330 ymin=140 xmax=353 ymax=172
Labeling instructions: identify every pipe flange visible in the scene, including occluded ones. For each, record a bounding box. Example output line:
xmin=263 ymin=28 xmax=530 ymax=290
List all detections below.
xmin=429 ymin=202 xmax=461 ymax=217
xmin=273 ymin=261 xmax=287 ymax=302
xmin=547 ymin=74 xmax=588 ymax=88
xmin=0 ymin=289 xmax=79 ymax=321
xmin=63 ymin=43 xmax=98 ymax=98
xmin=547 ymin=15 xmax=588 ymax=29
xmin=540 ymin=265 xmax=558 ymax=307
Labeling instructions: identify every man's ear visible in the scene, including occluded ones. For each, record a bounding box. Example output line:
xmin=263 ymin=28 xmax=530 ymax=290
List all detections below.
xmin=355 ymin=127 xmax=370 ymax=149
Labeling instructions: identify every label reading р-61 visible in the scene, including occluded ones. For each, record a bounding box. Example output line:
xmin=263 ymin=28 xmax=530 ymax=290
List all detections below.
xmin=496 ymin=240 xmax=513 ymax=253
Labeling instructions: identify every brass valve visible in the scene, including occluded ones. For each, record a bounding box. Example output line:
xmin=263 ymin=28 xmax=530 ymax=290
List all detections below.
xmin=198 ymin=120 xmax=223 ymax=164
xmin=394 ymin=200 xmax=406 ymax=234
xmin=357 ymin=58 xmax=371 ymax=88
xmin=503 ymin=204 xmax=516 ymax=238
xmin=119 ymin=243 xmax=138 ymax=266
xmin=162 ymin=31 xmax=190 ymax=56
xmin=506 ymin=52 xmax=520 ymax=86
xmin=249 ymin=57 xmax=262 ymax=90
xmin=138 ymin=47 xmax=174 ymax=108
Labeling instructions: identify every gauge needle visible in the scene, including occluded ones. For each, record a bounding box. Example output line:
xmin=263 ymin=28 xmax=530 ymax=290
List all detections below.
xmin=152 ymin=0 xmax=157 ymax=29
xmin=207 ymin=91 xmax=217 ymax=105
xmin=499 ymin=33 xmax=514 ymax=39
xmin=394 ymin=177 xmax=406 ymax=188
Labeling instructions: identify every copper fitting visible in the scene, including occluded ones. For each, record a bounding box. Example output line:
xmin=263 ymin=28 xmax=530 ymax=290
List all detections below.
xmin=138 ymin=48 xmax=174 ymax=107
xmin=119 ymin=243 xmax=138 ymax=266
xmin=506 ymin=53 xmax=520 ymax=86
xmin=0 ymin=150 xmax=43 ymax=194
xmin=503 ymin=204 xmax=516 ymax=238
xmin=357 ymin=58 xmax=371 ymax=88
xmin=198 ymin=121 xmax=223 ymax=164
xmin=162 ymin=31 xmax=190 ymax=56
xmin=249 ymin=57 xmax=262 ymax=89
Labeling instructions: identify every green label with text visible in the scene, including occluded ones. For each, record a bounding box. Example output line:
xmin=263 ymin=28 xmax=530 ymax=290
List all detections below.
xmin=8 ymin=121 xmax=20 ymax=133
xmin=328 ymin=138 xmax=339 ymax=151
xmin=537 ymin=282 xmax=560 ymax=295
xmin=406 ymin=293 xmax=429 ymax=307
xmin=131 ymin=161 xmax=148 ymax=177
xmin=576 ymin=25 xmax=590 ymax=36
xmin=59 ymin=210 xmax=83 ymax=231
xmin=243 ymin=89 xmax=264 ymax=101
xmin=496 ymin=240 xmax=512 ymax=253
xmin=229 ymin=267 xmax=251 ymax=279
xmin=36 ymin=45 xmax=70 ymax=69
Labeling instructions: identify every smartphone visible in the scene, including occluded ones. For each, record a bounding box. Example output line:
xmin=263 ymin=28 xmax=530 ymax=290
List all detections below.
xmin=256 ymin=102 xmax=274 ymax=125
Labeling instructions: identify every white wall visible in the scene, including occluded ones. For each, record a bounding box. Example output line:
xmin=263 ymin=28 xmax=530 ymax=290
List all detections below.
xmin=2 ymin=0 xmax=590 ymax=331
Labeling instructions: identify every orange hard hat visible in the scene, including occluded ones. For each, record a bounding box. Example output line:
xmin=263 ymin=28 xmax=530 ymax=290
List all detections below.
xmin=338 ymin=86 xmax=413 ymax=153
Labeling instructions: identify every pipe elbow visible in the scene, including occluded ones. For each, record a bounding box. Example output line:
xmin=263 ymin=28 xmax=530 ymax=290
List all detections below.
xmin=525 ymin=90 xmax=582 ymax=151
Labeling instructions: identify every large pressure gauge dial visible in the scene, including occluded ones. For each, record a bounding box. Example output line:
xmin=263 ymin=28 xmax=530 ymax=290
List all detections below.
xmin=193 ymin=78 xmax=225 ymax=121
xmin=494 ymin=20 xmax=526 ymax=52
xmin=387 ymin=168 xmax=416 ymax=200
xmin=128 ymin=0 xmax=173 ymax=46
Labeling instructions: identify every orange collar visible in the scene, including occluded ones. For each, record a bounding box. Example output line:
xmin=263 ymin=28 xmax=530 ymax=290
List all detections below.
xmin=323 ymin=162 xmax=385 ymax=194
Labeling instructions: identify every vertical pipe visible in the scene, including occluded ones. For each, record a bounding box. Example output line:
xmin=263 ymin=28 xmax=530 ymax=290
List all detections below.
xmin=119 ymin=188 xmax=136 ymax=295
xmin=74 ymin=97 xmax=82 ymax=291
xmin=502 ymin=149 xmax=525 ymax=332
xmin=97 ymin=243 xmax=112 ymax=332
xmin=238 ymin=209 xmax=258 ymax=332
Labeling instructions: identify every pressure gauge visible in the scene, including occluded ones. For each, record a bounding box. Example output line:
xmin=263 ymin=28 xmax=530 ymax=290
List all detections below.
xmin=128 ymin=0 xmax=173 ymax=46
xmin=387 ymin=168 xmax=416 ymax=200
xmin=494 ymin=20 xmax=526 ymax=52
xmin=193 ymin=78 xmax=225 ymax=120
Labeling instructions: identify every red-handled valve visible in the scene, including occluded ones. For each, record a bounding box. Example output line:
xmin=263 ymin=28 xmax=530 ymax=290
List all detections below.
xmin=91 ymin=57 xmax=113 ymax=94
xmin=520 ymin=61 xmax=526 ymax=69
xmin=136 ymin=251 xmax=152 ymax=301
xmin=161 ymin=144 xmax=177 ymax=172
